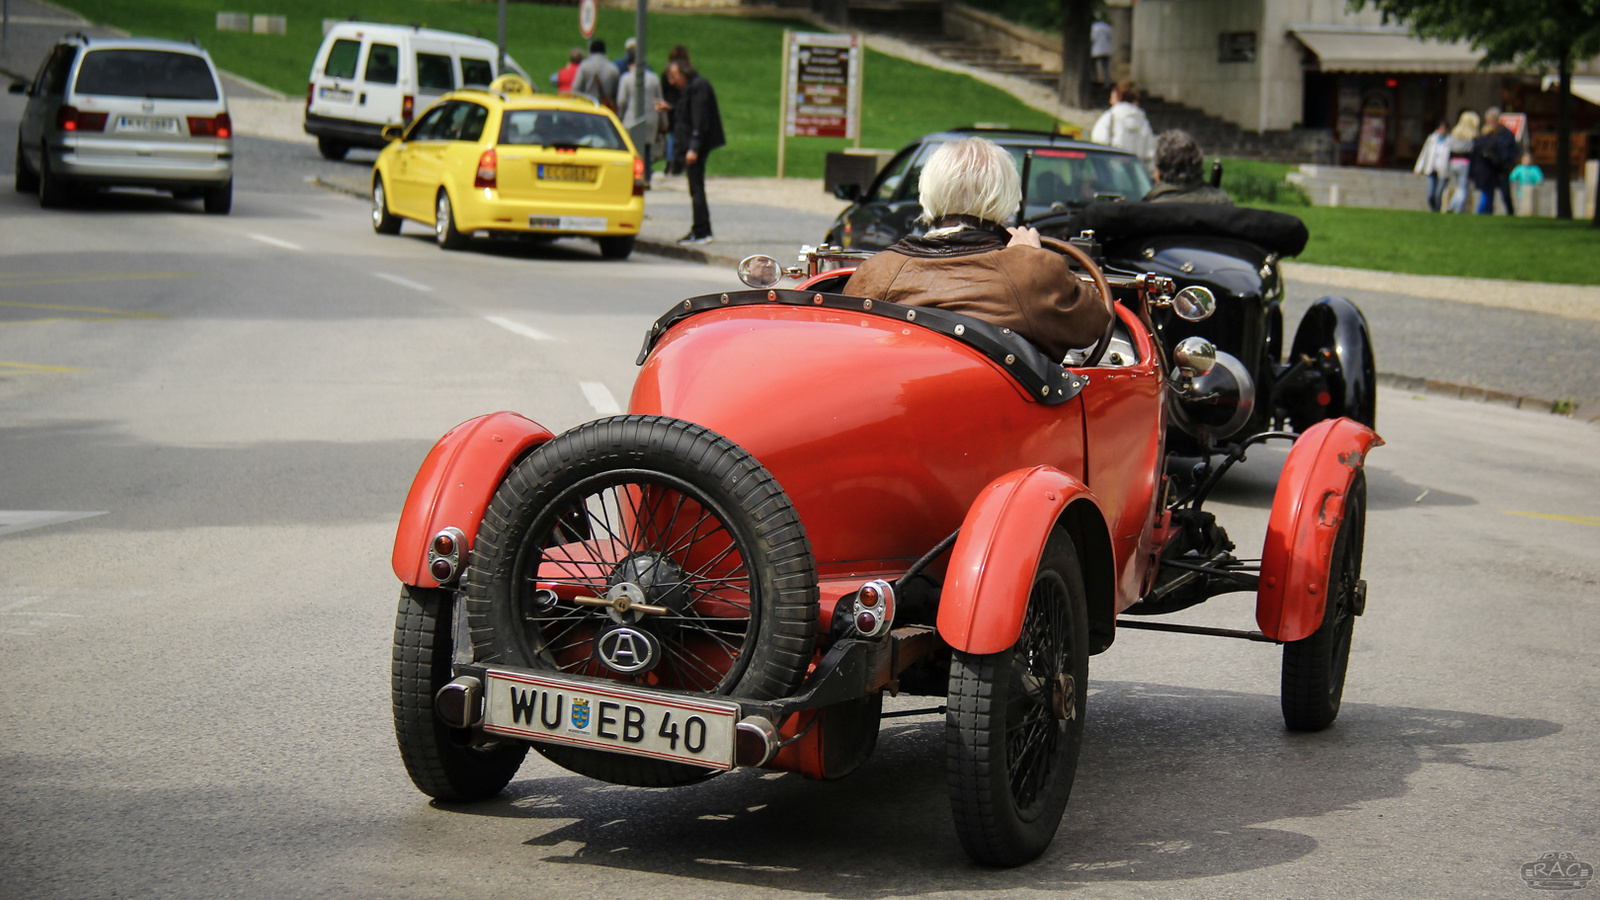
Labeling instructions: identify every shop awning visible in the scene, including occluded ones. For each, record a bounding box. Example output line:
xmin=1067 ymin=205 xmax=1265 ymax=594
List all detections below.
xmin=1290 ymin=26 xmax=1491 ymax=73
xmin=1542 ymin=75 xmax=1600 ymax=107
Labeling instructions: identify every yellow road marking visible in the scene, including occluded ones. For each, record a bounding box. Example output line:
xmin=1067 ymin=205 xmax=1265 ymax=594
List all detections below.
xmin=1504 ymin=511 xmax=1600 ymax=528
xmin=0 ymin=272 xmax=197 ymax=288
xmin=0 ymin=361 xmax=81 ymax=373
xmin=0 ymin=301 xmax=167 ymax=319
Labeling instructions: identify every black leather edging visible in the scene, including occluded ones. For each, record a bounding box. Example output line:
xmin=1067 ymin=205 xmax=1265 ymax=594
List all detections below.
xmin=636 ymin=289 xmax=1085 ymax=405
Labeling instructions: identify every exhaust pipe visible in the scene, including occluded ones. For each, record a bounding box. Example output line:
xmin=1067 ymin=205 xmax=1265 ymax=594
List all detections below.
xmin=434 ymin=676 xmax=483 ymax=729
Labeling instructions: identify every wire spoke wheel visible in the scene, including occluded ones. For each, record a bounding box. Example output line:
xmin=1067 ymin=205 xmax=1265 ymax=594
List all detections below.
xmin=463 ymin=416 xmax=817 ymax=786
xmin=947 ymin=529 xmax=1088 ymax=867
xmin=1281 ymin=472 xmax=1366 ymax=731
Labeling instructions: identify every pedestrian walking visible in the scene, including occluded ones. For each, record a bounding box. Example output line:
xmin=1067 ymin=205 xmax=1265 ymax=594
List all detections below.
xmin=1510 ymin=151 xmax=1544 ymax=216
xmin=617 ymin=58 xmax=664 ymax=188
xmin=572 ymin=39 xmax=619 ymax=111
xmin=1090 ymin=19 xmax=1113 ymax=87
xmin=612 ymin=37 xmax=638 ymax=76
xmin=1413 ymin=120 xmax=1452 ymax=212
xmin=666 ymin=59 xmax=724 ymax=244
xmin=1090 ymin=82 xmax=1155 ymax=173
xmin=1471 ymin=107 xmax=1518 ymax=215
xmin=1445 ymin=109 xmax=1478 ymax=212
xmin=549 ymin=47 xmax=583 ymax=94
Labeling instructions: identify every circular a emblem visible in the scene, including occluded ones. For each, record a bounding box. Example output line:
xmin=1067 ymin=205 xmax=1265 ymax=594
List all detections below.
xmin=594 ymin=626 xmax=660 ymax=674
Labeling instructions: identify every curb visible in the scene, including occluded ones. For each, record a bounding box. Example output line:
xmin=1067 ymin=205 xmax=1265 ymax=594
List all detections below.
xmin=1377 ymin=372 xmax=1597 ymax=424
xmin=310 ymin=175 xmax=365 ymax=199
xmin=634 ymin=238 xmax=741 ymax=268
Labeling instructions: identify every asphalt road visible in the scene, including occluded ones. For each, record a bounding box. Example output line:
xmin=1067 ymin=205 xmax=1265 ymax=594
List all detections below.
xmin=2 ymin=96 xmax=1598 ymax=899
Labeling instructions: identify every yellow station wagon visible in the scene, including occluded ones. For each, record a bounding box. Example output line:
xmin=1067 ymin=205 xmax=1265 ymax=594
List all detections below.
xmin=371 ymin=84 xmax=645 ymax=259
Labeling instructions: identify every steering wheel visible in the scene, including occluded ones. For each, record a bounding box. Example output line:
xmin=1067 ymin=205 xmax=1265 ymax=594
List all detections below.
xmin=1038 ymin=235 xmax=1118 ymax=368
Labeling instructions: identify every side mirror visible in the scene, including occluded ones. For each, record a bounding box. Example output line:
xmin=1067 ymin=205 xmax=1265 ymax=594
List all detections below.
xmin=737 ymin=254 xmax=783 ymax=289
xmin=1172 ymin=285 xmax=1216 ymax=322
xmin=1172 ymin=336 xmax=1217 ymax=379
xmin=381 ymin=122 xmax=404 ymax=142
xmin=8 ymin=82 xmax=27 ymax=95
xmin=832 ymin=183 xmax=860 ymax=202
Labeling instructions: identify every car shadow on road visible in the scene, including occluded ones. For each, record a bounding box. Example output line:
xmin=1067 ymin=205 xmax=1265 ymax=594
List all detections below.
xmin=397 ymin=231 xmax=625 ymax=262
xmin=434 ymin=682 xmax=1557 ymax=895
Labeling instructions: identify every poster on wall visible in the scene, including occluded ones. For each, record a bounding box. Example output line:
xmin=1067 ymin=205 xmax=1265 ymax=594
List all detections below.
xmin=1336 ymin=85 xmax=1361 ymax=146
xmin=1356 ymin=93 xmax=1390 ymax=166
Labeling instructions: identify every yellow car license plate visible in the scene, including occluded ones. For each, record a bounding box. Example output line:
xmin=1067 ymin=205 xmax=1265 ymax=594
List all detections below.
xmin=482 ymin=668 xmax=739 ymax=769
xmin=537 ymin=164 xmax=598 ymax=182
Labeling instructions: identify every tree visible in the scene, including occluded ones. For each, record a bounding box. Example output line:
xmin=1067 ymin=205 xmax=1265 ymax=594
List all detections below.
xmin=1352 ymin=0 xmax=1600 ymax=223
xmin=1058 ymin=0 xmax=1093 ymax=110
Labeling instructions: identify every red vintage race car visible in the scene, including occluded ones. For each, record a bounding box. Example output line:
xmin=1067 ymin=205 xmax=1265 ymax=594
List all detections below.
xmin=389 ymin=239 xmax=1381 ymax=867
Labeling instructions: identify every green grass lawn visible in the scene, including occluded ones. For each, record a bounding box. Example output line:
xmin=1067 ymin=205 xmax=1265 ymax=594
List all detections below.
xmin=1249 ymin=203 xmax=1599 ymax=286
xmin=62 ymin=0 xmax=1054 ymax=178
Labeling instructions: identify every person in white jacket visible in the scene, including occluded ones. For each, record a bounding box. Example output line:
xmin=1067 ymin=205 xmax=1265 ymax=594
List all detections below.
xmin=1413 ymin=120 xmax=1453 ymax=212
xmin=1090 ymin=82 xmax=1155 ymax=173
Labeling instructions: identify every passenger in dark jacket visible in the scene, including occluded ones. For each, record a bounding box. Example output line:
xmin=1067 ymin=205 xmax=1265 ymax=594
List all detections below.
xmin=666 ymin=60 xmax=725 ymax=243
xmin=1143 ymin=130 xmax=1232 ymax=205
xmin=1470 ymin=107 xmax=1518 ymax=215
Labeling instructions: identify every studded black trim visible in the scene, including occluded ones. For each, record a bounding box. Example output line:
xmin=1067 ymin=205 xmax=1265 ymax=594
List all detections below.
xmin=636 ymin=289 xmax=1086 ymax=405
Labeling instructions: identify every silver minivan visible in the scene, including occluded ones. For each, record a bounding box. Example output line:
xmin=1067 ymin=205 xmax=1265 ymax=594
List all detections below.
xmin=12 ymin=35 xmax=234 ymax=213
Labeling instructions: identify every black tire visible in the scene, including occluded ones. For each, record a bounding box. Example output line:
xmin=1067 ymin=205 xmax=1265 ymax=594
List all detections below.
xmin=435 ymin=189 xmax=467 ymax=250
xmin=947 ymin=530 xmax=1089 ymax=867
xmin=393 ymin=584 xmax=527 ymax=800
xmin=317 ymin=137 xmax=350 ymax=161
xmin=372 ymin=176 xmax=402 ymax=235
xmin=203 ymin=180 xmax=232 ymax=215
xmin=1281 ymin=472 xmax=1366 ymax=731
xmin=461 ymin=415 xmax=818 ymax=787
xmin=597 ymin=235 xmax=635 ymax=260
xmin=37 ymin=145 xmax=68 ymax=208
xmin=15 ymin=139 xmax=39 ymax=193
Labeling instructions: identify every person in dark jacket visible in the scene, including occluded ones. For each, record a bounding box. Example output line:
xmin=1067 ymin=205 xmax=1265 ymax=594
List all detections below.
xmin=666 ymin=59 xmax=725 ymax=244
xmin=1143 ymin=130 xmax=1232 ymax=204
xmin=655 ymin=46 xmax=691 ymax=175
xmin=1471 ymin=107 xmax=1518 ymax=215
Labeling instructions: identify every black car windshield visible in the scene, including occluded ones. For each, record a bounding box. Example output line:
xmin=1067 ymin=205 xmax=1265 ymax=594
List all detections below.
xmin=1007 ymin=146 xmax=1151 ymax=211
xmin=499 ymin=109 xmax=625 ymax=150
xmin=73 ymin=49 xmax=218 ymax=100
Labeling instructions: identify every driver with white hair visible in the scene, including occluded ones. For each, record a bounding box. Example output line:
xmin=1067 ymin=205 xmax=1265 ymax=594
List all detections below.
xmin=843 ymin=137 xmax=1110 ymax=361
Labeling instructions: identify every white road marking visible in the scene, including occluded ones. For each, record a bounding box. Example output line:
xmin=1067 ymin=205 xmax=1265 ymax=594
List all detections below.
xmin=0 ymin=510 xmax=106 ymax=537
xmin=580 ymin=382 xmax=622 ymax=415
xmin=373 ymin=272 xmax=435 ymax=293
xmin=485 ymin=316 xmax=557 ymax=342
xmin=245 ymin=232 xmax=303 ymax=251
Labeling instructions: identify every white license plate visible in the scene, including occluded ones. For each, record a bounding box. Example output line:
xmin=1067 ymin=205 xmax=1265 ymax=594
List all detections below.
xmin=319 ymin=87 xmax=353 ymax=102
xmin=482 ymin=668 xmax=739 ymax=769
xmin=115 ymin=116 xmax=178 ymax=134
xmin=527 ymin=215 xmax=609 ymax=233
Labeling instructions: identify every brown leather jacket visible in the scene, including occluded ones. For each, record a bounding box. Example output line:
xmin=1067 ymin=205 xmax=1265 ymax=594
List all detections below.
xmin=842 ymin=226 xmax=1109 ymax=361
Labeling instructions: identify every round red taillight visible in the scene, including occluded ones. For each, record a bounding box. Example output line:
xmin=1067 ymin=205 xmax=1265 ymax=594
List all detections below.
xmin=859 ymin=586 xmax=880 ymax=608
xmin=856 ymin=611 xmax=878 ymax=634
xmin=430 ymin=559 xmax=454 ymax=581
xmin=432 ymin=533 xmax=456 ymax=556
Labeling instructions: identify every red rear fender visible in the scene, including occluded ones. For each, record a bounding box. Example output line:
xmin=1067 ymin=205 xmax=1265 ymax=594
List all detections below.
xmin=392 ymin=412 xmax=556 ymax=587
xmin=1257 ymin=417 xmax=1383 ymax=641
xmin=936 ymin=466 xmax=1112 ymax=655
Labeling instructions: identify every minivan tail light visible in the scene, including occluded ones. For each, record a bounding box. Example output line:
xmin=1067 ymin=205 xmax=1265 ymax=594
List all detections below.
xmin=475 ymin=147 xmax=497 ymax=188
xmin=186 ymin=113 xmax=232 ymax=139
xmin=306 ymin=82 xmax=314 ymax=109
xmin=401 ymin=94 xmax=414 ymax=121
xmin=56 ymin=106 xmax=107 ymax=132
xmin=633 ymin=155 xmax=645 ymax=196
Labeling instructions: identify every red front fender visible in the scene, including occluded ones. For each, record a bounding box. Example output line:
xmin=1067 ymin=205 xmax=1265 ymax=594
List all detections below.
xmin=391 ymin=412 xmax=556 ymax=587
xmin=1257 ymin=417 xmax=1383 ymax=642
xmin=937 ymin=466 xmax=1107 ymax=655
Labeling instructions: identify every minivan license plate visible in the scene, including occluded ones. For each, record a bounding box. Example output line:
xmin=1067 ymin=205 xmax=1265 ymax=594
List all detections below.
xmin=482 ymin=668 xmax=738 ymax=769
xmin=115 ymin=116 xmax=178 ymax=134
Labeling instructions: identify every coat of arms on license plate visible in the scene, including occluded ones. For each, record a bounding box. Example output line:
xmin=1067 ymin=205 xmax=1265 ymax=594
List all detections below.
xmin=571 ymin=697 xmax=590 ymax=730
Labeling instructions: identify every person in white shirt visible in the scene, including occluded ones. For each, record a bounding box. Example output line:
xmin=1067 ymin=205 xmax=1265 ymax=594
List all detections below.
xmin=1090 ymin=19 xmax=1113 ymax=86
xmin=1090 ymin=82 xmax=1155 ymax=173
xmin=1413 ymin=120 xmax=1453 ymax=212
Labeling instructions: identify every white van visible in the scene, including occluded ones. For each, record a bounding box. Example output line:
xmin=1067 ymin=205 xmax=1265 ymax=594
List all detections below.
xmin=304 ymin=22 xmax=526 ymax=160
